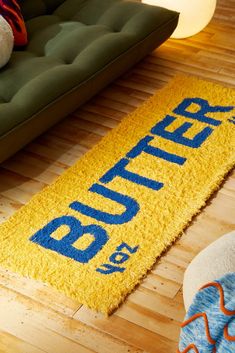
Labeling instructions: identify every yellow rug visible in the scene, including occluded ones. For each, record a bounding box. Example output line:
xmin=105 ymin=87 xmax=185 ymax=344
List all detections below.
xmin=0 ymin=75 xmax=235 ymax=314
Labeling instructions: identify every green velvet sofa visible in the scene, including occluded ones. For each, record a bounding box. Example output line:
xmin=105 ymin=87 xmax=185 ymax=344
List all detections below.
xmin=0 ymin=0 xmax=178 ymax=163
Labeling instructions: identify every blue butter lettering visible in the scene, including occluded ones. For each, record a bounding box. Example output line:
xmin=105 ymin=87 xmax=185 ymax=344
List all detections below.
xmin=174 ymin=98 xmax=234 ymax=126
xmin=30 ymin=215 xmax=108 ymax=263
xmin=126 ymin=135 xmax=186 ymax=165
xmin=151 ymin=115 xmax=213 ymax=148
xmin=70 ymin=183 xmax=140 ymax=225
xmin=100 ymin=157 xmax=164 ymax=191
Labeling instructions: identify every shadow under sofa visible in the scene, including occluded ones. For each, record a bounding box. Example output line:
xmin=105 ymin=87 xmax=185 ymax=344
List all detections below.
xmin=0 ymin=0 xmax=179 ymax=163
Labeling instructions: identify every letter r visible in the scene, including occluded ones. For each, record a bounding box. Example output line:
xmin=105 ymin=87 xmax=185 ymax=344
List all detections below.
xmin=173 ymin=98 xmax=234 ymax=126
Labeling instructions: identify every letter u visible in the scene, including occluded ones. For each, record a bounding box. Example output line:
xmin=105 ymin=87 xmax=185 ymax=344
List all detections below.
xmin=69 ymin=183 xmax=140 ymax=225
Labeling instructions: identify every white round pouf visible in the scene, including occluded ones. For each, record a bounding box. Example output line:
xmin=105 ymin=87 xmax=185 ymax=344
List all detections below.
xmin=142 ymin=0 xmax=217 ymax=39
xmin=0 ymin=15 xmax=14 ymax=68
xmin=183 ymin=230 xmax=235 ymax=311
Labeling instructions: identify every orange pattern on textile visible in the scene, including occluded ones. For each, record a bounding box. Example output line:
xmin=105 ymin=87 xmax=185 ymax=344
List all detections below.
xmin=178 ymin=281 xmax=235 ymax=352
xmin=224 ymin=325 xmax=235 ymax=342
xmin=177 ymin=343 xmax=199 ymax=353
xmin=201 ymin=282 xmax=235 ymax=316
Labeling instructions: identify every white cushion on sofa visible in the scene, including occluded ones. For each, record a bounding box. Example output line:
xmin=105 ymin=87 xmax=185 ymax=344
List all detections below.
xmin=0 ymin=16 xmax=14 ymax=69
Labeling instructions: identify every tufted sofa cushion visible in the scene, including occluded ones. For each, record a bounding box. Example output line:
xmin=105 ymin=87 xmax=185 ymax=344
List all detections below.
xmin=0 ymin=0 xmax=178 ymax=162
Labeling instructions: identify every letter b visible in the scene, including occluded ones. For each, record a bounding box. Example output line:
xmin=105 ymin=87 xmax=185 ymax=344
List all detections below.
xmin=30 ymin=216 xmax=108 ymax=263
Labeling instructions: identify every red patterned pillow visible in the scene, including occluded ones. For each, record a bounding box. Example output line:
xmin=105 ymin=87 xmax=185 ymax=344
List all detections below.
xmin=0 ymin=0 xmax=27 ymax=46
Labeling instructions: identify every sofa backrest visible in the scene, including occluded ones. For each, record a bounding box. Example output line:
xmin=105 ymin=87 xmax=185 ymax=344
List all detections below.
xmin=19 ymin=0 xmax=69 ymax=20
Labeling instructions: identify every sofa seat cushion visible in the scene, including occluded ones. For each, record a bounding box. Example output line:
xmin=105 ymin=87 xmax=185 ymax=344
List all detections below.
xmin=0 ymin=0 xmax=178 ymax=139
xmin=0 ymin=0 xmax=178 ymax=155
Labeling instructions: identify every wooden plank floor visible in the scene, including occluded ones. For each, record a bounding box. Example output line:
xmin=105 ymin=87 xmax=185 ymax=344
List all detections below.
xmin=0 ymin=0 xmax=234 ymax=352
